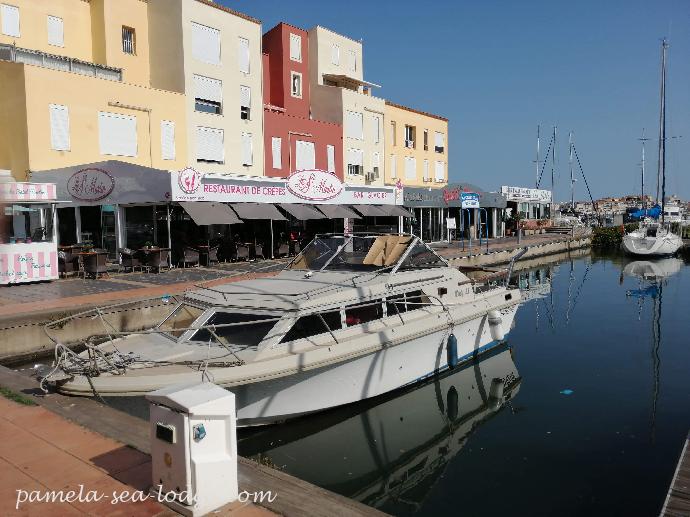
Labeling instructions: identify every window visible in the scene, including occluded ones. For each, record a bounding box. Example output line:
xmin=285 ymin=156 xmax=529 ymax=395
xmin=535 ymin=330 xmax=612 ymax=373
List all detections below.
xmin=372 ymin=115 xmax=380 ymax=143
xmin=121 ymin=26 xmax=135 ymax=54
xmin=289 ymin=33 xmax=302 ymax=62
xmin=404 ymin=125 xmax=415 ymax=148
xmin=192 ymin=312 xmax=275 ymax=348
xmin=193 ymin=74 xmax=222 ymax=114
xmin=161 ymin=120 xmax=175 ymax=160
xmin=1 ymin=4 xmax=19 ymax=37
xmin=240 ymin=85 xmax=251 ymax=119
xmin=372 ymin=152 xmax=380 ymax=178
xmin=241 ymin=132 xmax=253 ymax=166
xmin=191 ymin=22 xmax=220 ymax=65
xmin=423 ymin=129 xmax=429 ymax=151
xmin=159 ymin=304 xmax=204 ymax=338
xmin=290 ymin=71 xmax=302 ymax=98
xmin=386 ymin=291 xmax=431 ymax=315
xmin=280 ymin=311 xmax=342 ymax=344
xmin=345 ymin=299 xmax=383 ymax=327
xmin=271 ymin=137 xmax=282 ymax=169
xmin=423 ymin=159 xmax=430 ymax=182
xmin=391 ymin=121 xmax=396 ymax=146
xmin=346 ymin=110 xmax=363 ymax=140
xmin=327 ymin=144 xmax=335 ymax=173
xmin=49 ymin=104 xmax=70 ymax=151
xmin=399 ymin=243 xmax=446 ymax=270
xmin=331 ymin=43 xmax=340 ymax=65
xmin=98 ymin=112 xmax=137 ymax=157
xmin=347 ymin=148 xmax=363 ymax=175
xmin=348 ymin=49 xmax=356 ymax=73
xmin=435 ymin=131 xmax=445 ymax=153
xmin=435 ymin=160 xmax=445 ymax=182
xmin=295 ymin=140 xmax=315 ymax=170
xmin=196 ymin=126 xmax=224 ymax=163
xmin=390 ymin=154 xmax=397 ymax=178
xmin=47 ymin=16 xmax=63 ymax=47
xmin=238 ymin=37 xmax=250 ymax=73
xmin=404 ymin=156 xmax=416 ymax=179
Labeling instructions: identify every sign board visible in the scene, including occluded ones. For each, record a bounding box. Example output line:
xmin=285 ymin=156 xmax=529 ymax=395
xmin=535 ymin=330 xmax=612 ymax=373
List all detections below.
xmin=286 ymin=170 xmax=343 ymax=201
xmin=0 ymin=182 xmax=56 ymax=202
xmin=501 ymin=186 xmax=552 ymax=203
xmin=67 ymin=168 xmax=116 ymax=201
xmin=461 ymin=192 xmax=480 ymax=209
xmin=0 ymin=243 xmax=58 ymax=285
xmin=446 ymin=217 xmax=457 ymax=229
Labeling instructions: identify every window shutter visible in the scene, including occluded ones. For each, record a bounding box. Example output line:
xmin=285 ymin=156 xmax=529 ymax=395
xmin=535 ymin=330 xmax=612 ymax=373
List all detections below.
xmin=435 ymin=131 xmax=444 ymax=148
xmin=98 ymin=112 xmax=137 ymax=157
xmin=351 ymin=148 xmax=363 ymax=166
xmin=405 ymin=156 xmax=416 ymax=179
xmin=435 ymin=160 xmax=444 ymax=181
xmin=49 ymin=104 xmax=69 ymax=151
xmin=272 ymin=137 xmax=282 ymax=169
xmin=327 ymin=145 xmax=335 ymax=173
xmin=161 ymin=120 xmax=175 ymax=161
xmin=47 ymin=16 xmax=63 ymax=47
xmin=240 ymin=85 xmax=251 ymax=108
xmin=348 ymin=50 xmax=356 ymax=73
xmin=196 ymin=126 xmax=224 ymax=162
xmin=238 ymin=37 xmax=250 ymax=73
xmin=390 ymin=155 xmax=396 ymax=178
xmin=423 ymin=159 xmax=429 ymax=181
xmin=346 ymin=111 xmax=363 ymax=139
xmin=289 ymin=33 xmax=301 ymax=61
xmin=372 ymin=152 xmax=380 ymax=168
xmin=191 ymin=22 xmax=220 ymax=65
xmin=372 ymin=115 xmax=380 ymax=143
xmin=331 ymin=44 xmax=340 ymax=65
xmin=193 ymin=74 xmax=222 ymax=102
xmin=1 ymin=4 xmax=19 ymax=37
xmin=242 ymin=132 xmax=253 ymax=166
xmin=295 ymin=140 xmax=315 ymax=170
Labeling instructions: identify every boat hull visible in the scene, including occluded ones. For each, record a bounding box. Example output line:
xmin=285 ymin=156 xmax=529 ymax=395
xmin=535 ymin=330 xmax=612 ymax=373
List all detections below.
xmin=621 ymin=233 xmax=682 ymax=257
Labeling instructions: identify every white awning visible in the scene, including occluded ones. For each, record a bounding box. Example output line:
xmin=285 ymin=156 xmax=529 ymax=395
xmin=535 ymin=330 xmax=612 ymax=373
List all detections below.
xmin=230 ymin=203 xmax=287 ymax=220
xmin=180 ymin=202 xmax=242 ymax=225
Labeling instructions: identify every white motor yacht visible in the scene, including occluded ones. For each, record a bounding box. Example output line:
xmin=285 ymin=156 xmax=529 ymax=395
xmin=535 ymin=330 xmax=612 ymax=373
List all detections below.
xmin=43 ymin=234 xmax=522 ymax=426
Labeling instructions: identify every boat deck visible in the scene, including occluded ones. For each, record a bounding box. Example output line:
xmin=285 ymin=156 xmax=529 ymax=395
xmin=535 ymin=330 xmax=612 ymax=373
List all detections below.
xmin=661 ymin=430 xmax=690 ymax=516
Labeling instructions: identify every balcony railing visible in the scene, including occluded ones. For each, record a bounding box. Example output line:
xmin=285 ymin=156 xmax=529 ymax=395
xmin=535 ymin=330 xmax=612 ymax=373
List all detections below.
xmin=0 ymin=43 xmax=122 ymax=81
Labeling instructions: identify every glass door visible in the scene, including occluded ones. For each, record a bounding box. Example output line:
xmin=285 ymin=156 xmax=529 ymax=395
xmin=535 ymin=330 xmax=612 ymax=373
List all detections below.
xmin=101 ymin=205 xmax=117 ymax=259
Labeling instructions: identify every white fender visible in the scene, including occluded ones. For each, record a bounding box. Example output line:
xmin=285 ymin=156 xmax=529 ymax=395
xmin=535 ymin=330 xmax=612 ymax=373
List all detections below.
xmin=487 ymin=310 xmax=504 ymax=341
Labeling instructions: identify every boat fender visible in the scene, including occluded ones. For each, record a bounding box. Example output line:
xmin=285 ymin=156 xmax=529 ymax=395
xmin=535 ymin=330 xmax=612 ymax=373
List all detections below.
xmin=446 ymin=333 xmax=458 ymax=369
xmin=447 ymin=386 xmax=459 ymax=421
xmin=488 ymin=378 xmax=504 ymax=411
xmin=488 ymin=310 xmax=505 ymax=341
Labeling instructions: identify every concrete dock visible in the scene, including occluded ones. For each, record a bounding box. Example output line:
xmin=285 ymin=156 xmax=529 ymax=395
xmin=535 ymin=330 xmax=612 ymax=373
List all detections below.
xmin=661 ymin=431 xmax=690 ymax=516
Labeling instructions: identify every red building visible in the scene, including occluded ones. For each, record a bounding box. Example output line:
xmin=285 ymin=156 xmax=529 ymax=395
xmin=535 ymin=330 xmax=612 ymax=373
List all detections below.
xmin=262 ymin=23 xmax=343 ymax=179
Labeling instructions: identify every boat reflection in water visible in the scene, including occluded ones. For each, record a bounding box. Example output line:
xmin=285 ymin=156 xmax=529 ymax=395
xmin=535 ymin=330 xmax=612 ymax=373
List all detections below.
xmin=622 ymin=258 xmax=682 ymax=282
xmin=239 ymin=344 xmax=521 ymax=513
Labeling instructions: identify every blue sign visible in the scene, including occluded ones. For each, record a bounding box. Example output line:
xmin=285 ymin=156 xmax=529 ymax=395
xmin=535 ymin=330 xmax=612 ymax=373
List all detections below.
xmin=461 ymin=192 xmax=480 ymax=209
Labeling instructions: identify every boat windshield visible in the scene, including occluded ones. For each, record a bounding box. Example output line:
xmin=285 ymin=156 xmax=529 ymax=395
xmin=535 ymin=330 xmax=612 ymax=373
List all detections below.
xmin=158 ymin=303 xmax=205 ymax=338
xmin=288 ymin=235 xmax=445 ymax=272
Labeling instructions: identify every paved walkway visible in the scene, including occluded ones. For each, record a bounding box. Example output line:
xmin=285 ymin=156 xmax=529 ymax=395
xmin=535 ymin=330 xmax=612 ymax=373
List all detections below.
xmin=0 ymin=394 xmax=275 ymax=516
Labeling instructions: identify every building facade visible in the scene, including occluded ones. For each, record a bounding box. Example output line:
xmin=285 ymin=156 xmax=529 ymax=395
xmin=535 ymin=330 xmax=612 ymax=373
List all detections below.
xmin=384 ymin=101 xmax=448 ymax=187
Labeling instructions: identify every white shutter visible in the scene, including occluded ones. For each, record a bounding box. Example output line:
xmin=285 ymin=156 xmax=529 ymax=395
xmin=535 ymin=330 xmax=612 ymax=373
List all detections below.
xmin=193 ymin=74 xmax=222 ymax=102
xmin=240 ymin=85 xmax=251 ymax=108
xmin=272 ymin=137 xmax=282 ymax=169
xmin=47 ymin=16 xmax=63 ymax=47
xmin=435 ymin=160 xmax=445 ymax=181
xmin=49 ymin=104 xmax=69 ymax=151
xmin=1 ymin=4 xmax=19 ymax=37
xmin=331 ymin=44 xmax=340 ymax=65
xmin=161 ymin=120 xmax=175 ymax=161
xmin=327 ymin=145 xmax=335 ymax=173
xmin=423 ymin=159 xmax=429 ymax=181
xmin=348 ymin=50 xmax=356 ymax=73
xmin=390 ymin=155 xmax=396 ymax=178
xmin=405 ymin=156 xmax=416 ymax=179
xmin=191 ymin=22 xmax=220 ymax=65
xmin=98 ymin=112 xmax=137 ymax=157
xmin=295 ymin=140 xmax=315 ymax=170
xmin=242 ymin=132 xmax=253 ymax=166
xmin=350 ymin=148 xmax=363 ymax=166
xmin=346 ymin=111 xmax=363 ymax=139
xmin=238 ymin=37 xmax=250 ymax=73
xmin=371 ymin=115 xmax=380 ymax=143
xmin=289 ymin=33 xmax=301 ymax=61
xmin=435 ymin=131 xmax=444 ymax=148
xmin=196 ymin=126 xmax=224 ymax=162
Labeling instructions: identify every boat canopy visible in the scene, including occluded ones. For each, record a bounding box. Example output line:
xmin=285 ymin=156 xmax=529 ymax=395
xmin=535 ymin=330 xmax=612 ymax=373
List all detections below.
xmin=629 ymin=204 xmax=661 ymax=220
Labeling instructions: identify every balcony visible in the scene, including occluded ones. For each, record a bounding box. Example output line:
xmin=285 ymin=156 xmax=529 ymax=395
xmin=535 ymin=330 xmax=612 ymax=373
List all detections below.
xmin=0 ymin=43 xmax=122 ymax=81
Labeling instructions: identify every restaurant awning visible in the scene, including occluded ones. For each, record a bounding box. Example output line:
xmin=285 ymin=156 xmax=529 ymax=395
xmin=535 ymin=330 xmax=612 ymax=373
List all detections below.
xmin=375 ymin=205 xmax=414 ymax=217
xmin=230 ymin=203 xmax=287 ymax=220
xmin=351 ymin=205 xmax=389 ymax=217
xmin=180 ymin=202 xmax=242 ymax=225
xmin=279 ymin=203 xmax=326 ymax=220
xmin=315 ymin=204 xmax=361 ymax=219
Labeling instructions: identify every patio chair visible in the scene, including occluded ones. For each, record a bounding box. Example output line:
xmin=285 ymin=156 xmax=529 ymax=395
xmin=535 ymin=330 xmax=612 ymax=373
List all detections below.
xmin=236 ymin=245 xmax=249 ymax=262
xmin=118 ymin=248 xmax=140 ymax=273
xmin=58 ymin=250 xmax=79 ymax=278
xmin=141 ymin=249 xmax=162 ymax=273
xmin=181 ymin=247 xmax=200 ymax=268
xmin=277 ymin=243 xmax=289 ymax=257
xmin=157 ymin=249 xmax=171 ymax=272
xmin=208 ymin=246 xmax=219 ymax=265
xmin=82 ymin=252 xmax=109 ymax=279
xmin=253 ymin=244 xmax=265 ymax=261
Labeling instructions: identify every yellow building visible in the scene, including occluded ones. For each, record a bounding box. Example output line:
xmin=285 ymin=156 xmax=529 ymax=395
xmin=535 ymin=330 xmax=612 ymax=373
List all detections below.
xmin=384 ymin=101 xmax=448 ymax=187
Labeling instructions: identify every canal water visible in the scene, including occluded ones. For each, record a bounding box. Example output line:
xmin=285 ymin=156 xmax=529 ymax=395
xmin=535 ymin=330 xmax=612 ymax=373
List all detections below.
xmin=238 ymin=251 xmax=690 ymax=516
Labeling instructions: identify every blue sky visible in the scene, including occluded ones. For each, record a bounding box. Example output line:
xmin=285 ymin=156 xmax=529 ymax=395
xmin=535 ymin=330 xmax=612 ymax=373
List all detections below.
xmin=223 ymin=0 xmax=690 ymax=201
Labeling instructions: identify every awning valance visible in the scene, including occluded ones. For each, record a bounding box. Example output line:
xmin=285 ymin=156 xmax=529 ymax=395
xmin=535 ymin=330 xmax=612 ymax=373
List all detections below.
xmin=316 ymin=204 xmax=361 ymax=219
xmin=279 ymin=204 xmax=326 ymax=220
xmin=230 ymin=203 xmax=287 ymax=220
xmin=180 ymin=202 xmax=242 ymax=225
xmin=351 ymin=205 xmax=388 ymax=217
xmin=375 ymin=205 xmax=414 ymax=217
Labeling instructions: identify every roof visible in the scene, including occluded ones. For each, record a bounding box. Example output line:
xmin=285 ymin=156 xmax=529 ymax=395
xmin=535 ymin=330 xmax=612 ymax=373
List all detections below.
xmin=193 ymin=0 xmax=261 ymax=25
xmin=385 ymin=101 xmax=448 ymax=122
xmin=322 ymin=73 xmax=381 ymax=89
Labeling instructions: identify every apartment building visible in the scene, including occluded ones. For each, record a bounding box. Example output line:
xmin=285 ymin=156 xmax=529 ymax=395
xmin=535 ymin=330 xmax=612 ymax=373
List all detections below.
xmin=148 ymin=0 xmax=264 ymax=177
xmin=384 ymin=101 xmax=448 ymax=187
xmin=308 ymin=26 xmax=385 ymax=186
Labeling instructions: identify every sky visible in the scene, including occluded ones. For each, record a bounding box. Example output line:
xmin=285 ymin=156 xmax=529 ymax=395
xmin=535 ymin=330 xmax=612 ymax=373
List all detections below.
xmin=222 ymin=0 xmax=690 ymax=202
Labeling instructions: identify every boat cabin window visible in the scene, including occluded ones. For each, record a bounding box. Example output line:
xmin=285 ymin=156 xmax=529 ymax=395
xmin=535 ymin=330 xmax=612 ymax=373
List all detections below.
xmin=646 ymin=227 xmax=657 ymax=237
xmin=191 ymin=312 xmax=276 ymax=347
xmin=398 ymin=241 xmax=446 ymax=271
xmin=386 ymin=290 xmax=431 ymax=314
xmin=160 ymin=304 xmax=205 ymax=338
xmin=279 ymin=310 xmax=342 ymax=344
xmin=345 ymin=299 xmax=384 ymax=326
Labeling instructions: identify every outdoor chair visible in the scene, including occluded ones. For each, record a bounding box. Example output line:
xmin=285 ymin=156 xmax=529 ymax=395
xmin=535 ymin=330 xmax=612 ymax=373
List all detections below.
xmin=82 ymin=252 xmax=108 ymax=279
xmin=118 ymin=248 xmax=141 ymax=272
xmin=277 ymin=243 xmax=289 ymax=257
xmin=157 ymin=249 xmax=171 ymax=272
xmin=253 ymin=244 xmax=265 ymax=261
xmin=58 ymin=250 xmax=79 ymax=277
xmin=181 ymin=247 xmax=200 ymax=268
xmin=219 ymin=240 xmax=236 ymax=262
xmin=208 ymin=246 xmax=219 ymax=265
xmin=289 ymin=241 xmax=301 ymax=256
xmin=141 ymin=249 xmax=162 ymax=273
xmin=236 ymin=245 xmax=249 ymax=262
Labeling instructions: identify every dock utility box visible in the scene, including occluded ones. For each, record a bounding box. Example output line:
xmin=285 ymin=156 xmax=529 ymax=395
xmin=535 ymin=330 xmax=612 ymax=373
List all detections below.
xmin=146 ymin=382 xmax=238 ymax=516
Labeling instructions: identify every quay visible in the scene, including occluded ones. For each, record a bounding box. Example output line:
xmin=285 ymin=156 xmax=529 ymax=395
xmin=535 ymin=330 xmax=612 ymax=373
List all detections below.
xmin=0 ymin=365 xmax=387 ymax=517
xmin=661 ymin=431 xmax=690 ymax=516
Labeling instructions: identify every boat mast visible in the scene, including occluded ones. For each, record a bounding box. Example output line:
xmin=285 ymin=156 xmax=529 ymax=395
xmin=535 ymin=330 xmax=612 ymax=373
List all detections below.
xmin=534 ymin=125 xmax=541 ymax=188
xmin=551 ymin=126 xmax=557 ymax=196
xmin=568 ymin=131 xmax=574 ymax=209
xmin=639 ymin=129 xmax=649 ymax=211
xmin=656 ymin=39 xmax=668 ymax=223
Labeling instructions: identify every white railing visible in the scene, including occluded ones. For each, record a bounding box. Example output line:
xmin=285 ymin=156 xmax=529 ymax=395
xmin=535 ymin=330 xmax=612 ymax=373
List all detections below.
xmin=0 ymin=43 xmax=122 ymax=81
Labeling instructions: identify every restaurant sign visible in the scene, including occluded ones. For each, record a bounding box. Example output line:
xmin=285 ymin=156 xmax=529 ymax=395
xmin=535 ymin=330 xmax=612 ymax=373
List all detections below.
xmin=286 ymin=170 xmax=343 ymax=201
xmin=501 ymin=186 xmax=552 ymax=203
xmin=461 ymin=192 xmax=480 ymax=209
xmin=67 ymin=168 xmax=115 ymax=201
xmin=0 ymin=182 xmax=56 ymax=202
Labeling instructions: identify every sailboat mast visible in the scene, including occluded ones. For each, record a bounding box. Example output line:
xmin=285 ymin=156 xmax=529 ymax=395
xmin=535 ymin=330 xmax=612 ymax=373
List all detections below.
xmin=535 ymin=125 xmax=541 ymax=188
xmin=659 ymin=39 xmax=668 ymax=224
xmin=639 ymin=129 xmax=648 ymax=210
xmin=568 ymin=131 xmax=574 ymax=208
xmin=551 ymin=126 xmax=557 ymax=196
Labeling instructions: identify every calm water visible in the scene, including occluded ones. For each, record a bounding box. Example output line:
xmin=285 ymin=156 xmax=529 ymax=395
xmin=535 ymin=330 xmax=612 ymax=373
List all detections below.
xmin=238 ymin=252 xmax=690 ymax=516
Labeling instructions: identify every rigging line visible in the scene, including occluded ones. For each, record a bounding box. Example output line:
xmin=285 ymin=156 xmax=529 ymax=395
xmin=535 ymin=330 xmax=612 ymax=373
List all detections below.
xmin=536 ymin=133 xmax=554 ymax=189
xmin=571 ymin=145 xmax=598 ymax=215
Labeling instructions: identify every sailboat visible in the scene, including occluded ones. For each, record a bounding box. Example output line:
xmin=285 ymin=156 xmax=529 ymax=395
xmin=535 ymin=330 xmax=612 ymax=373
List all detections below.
xmin=622 ymin=39 xmax=682 ymax=257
